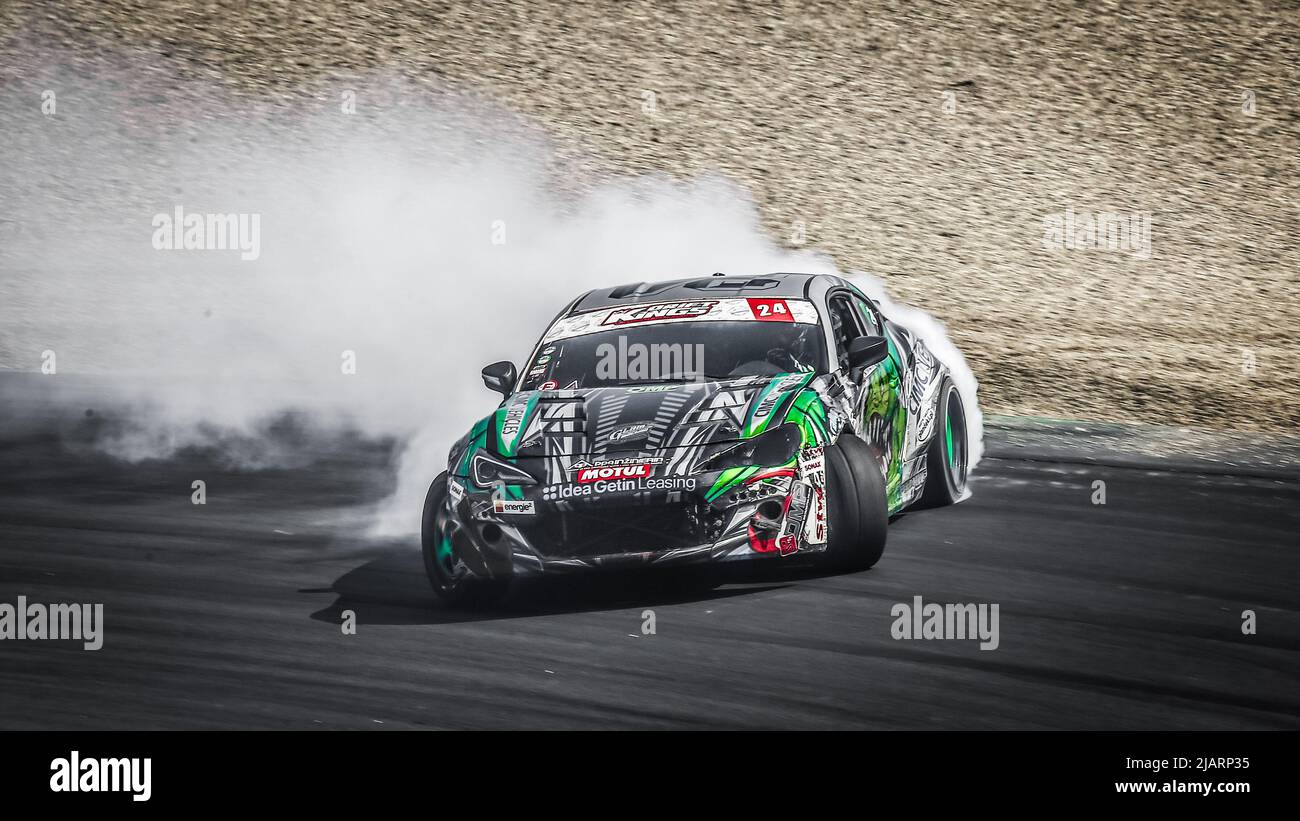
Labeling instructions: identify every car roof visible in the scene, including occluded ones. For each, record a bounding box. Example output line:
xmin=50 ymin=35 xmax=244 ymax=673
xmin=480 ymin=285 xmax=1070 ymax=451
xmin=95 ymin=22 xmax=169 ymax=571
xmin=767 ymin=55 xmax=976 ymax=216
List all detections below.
xmin=569 ymin=272 xmax=838 ymax=314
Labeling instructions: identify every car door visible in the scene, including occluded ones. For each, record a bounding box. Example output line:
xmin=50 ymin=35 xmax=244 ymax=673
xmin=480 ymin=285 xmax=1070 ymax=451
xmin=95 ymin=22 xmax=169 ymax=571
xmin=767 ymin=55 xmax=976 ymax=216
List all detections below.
xmin=834 ymin=292 xmax=906 ymax=499
xmin=827 ymin=292 xmax=883 ymax=443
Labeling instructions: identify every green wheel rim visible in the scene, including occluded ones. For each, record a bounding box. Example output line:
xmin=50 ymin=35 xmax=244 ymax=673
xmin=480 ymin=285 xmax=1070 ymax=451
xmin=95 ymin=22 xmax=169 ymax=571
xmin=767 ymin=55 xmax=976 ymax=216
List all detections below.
xmin=943 ymin=388 xmax=968 ymax=491
xmin=436 ymin=534 xmax=455 ymax=571
xmin=945 ymin=414 xmax=954 ymax=467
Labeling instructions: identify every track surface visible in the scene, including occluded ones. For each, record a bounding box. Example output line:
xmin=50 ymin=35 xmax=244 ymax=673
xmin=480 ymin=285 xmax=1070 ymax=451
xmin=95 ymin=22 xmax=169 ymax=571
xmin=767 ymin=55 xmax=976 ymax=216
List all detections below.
xmin=1 ymin=394 xmax=1297 ymax=729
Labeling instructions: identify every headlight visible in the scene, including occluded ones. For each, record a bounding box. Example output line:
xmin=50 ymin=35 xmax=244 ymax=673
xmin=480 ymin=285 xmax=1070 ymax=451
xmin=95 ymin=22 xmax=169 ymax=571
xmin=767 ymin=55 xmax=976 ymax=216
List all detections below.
xmin=470 ymin=449 xmax=537 ymax=487
xmin=698 ymin=424 xmax=802 ymax=473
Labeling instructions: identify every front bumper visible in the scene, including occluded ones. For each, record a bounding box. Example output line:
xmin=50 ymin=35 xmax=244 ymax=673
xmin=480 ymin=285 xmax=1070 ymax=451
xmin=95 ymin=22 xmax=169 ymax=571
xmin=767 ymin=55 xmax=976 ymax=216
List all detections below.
xmin=442 ymin=462 xmax=825 ymax=577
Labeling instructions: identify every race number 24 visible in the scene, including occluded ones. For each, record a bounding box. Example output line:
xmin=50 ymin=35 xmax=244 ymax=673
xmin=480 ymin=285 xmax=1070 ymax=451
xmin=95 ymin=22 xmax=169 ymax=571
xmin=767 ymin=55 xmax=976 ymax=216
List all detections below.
xmin=747 ymin=298 xmax=794 ymax=322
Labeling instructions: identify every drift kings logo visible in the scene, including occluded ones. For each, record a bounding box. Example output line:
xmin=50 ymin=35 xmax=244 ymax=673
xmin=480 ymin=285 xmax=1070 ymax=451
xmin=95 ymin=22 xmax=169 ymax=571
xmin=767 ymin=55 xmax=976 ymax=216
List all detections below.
xmin=600 ymin=300 xmax=716 ymax=326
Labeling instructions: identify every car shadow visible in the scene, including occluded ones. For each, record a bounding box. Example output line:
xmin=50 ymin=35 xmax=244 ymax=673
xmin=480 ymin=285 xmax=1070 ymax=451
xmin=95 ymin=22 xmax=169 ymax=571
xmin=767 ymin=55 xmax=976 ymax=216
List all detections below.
xmin=302 ymin=547 xmax=842 ymax=626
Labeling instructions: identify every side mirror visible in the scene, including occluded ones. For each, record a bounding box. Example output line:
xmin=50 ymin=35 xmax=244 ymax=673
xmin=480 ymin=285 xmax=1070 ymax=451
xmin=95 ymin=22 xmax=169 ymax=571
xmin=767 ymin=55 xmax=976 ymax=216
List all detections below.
xmin=481 ymin=361 xmax=517 ymax=396
xmin=847 ymin=336 xmax=889 ymax=370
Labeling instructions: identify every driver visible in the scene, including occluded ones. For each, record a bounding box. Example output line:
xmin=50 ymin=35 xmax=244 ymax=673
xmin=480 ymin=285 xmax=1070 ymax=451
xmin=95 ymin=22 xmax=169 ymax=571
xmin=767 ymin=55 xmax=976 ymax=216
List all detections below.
xmin=759 ymin=324 xmax=819 ymax=374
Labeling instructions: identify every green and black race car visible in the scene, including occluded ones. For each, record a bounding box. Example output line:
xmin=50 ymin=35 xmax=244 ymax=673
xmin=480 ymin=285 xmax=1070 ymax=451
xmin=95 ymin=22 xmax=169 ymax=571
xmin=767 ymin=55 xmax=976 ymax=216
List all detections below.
xmin=422 ymin=273 xmax=971 ymax=605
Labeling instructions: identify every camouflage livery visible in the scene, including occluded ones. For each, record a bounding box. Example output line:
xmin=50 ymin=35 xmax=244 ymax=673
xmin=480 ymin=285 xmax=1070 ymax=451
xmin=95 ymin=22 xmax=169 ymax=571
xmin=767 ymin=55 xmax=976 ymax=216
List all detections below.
xmin=433 ymin=273 xmax=962 ymax=579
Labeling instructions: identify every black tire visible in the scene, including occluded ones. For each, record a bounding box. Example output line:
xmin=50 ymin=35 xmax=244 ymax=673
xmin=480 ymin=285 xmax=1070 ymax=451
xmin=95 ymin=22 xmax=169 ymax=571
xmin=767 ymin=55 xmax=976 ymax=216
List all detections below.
xmin=820 ymin=435 xmax=888 ymax=571
xmin=916 ymin=377 xmax=969 ymax=508
xmin=421 ymin=472 xmax=511 ymax=608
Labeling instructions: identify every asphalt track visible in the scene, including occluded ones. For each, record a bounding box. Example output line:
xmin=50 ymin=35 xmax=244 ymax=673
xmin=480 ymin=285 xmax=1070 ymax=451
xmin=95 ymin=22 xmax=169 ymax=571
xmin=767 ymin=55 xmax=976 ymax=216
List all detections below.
xmin=1 ymin=379 xmax=1297 ymax=729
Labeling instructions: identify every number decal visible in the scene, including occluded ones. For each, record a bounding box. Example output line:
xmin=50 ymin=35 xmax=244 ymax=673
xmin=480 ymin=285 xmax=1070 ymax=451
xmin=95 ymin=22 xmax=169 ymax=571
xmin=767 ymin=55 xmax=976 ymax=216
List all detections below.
xmin=747 ymin=298 xmax=794 ymax=322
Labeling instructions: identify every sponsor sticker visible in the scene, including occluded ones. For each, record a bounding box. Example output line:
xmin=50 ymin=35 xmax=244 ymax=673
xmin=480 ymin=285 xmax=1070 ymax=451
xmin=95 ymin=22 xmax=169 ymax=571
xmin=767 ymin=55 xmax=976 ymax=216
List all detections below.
xmin=544 ymin=298 xmax=821 ymax=342
xmin=492 ymin=498 xmax=536 ymax=515
xmin=608 ymin=422 xmax=651 ymax=443
xmin=784 ymin=481 xmax=810 ymax=536
xmin=901 ymin=470 xmax=928 ymax=502
xmin=799 ymin=445 xmax=825 ymax=479
xmin=448 ymin=479 xmax=466 ymax=503
xmin=543 ymin=484 xmax=587 ymax=501
xmin=539 ymin=380 xmax=558 ymax=391
xmin=576 ymin=463 xmax=653 ymax=482
xmin=811 ymin=487 xmax=826 ymax=543
xmin=570 ymin=456 xmax=665 ymax=471
xmin=915 ymin=404 xmax=937 ymax=442
xmin=500 ymin=402 xmax=529 ymax=447
xmin=601 ymin=300 xmax=717 ymax=326
xmin=542 ymin=476 xmax=697 ymax=500
xmin=778 ymin=535 xmax=799 ymax=556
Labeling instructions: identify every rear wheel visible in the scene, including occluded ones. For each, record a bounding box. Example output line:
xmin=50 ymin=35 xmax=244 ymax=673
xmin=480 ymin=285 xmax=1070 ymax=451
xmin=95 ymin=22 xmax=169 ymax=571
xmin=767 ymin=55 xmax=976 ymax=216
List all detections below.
xmin=421 ymin=473 xmax=511 ymax=607
xmin=820 ymin=435 xmax=888 ymax=571
xmin=917 ymin=377 xmax=969 ymax=508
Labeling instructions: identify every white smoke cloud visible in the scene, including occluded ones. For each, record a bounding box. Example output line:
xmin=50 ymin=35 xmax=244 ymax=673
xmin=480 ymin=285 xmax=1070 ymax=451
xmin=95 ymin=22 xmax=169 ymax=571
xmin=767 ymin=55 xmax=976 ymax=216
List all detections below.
xmin=0 ymin=71 xmax=981 ymax=539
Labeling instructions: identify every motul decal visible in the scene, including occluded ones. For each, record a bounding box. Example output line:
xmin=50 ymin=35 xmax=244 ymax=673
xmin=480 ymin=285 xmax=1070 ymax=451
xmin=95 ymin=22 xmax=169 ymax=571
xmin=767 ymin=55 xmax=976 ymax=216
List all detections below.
xmin=600 ymin=300 xmax=716 ymax=326
xmin=576 ymin=463 xmax=653 ymax=483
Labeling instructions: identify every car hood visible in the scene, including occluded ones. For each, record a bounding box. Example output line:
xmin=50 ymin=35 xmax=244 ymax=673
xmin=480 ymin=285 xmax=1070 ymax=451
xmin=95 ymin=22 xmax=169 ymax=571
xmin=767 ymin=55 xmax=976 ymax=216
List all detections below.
xmin=489 ymin=371 xmax=818 ymax=459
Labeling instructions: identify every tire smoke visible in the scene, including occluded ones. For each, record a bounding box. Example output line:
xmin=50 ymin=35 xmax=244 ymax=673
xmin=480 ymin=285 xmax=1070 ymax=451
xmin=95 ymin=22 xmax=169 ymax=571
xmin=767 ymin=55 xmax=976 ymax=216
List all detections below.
xmin=0 ymin=67 xmax=982 ymax=538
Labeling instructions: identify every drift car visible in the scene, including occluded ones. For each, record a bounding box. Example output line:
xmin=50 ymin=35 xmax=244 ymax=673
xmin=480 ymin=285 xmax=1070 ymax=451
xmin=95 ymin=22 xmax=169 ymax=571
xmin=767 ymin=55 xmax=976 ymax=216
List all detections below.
xmin=422 ymin=273 xmax=970 ymax=604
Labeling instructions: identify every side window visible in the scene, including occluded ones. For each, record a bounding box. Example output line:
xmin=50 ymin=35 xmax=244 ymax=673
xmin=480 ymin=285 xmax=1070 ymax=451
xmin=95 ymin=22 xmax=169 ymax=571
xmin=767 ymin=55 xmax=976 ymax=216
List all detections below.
xmin=853 ymin=297 xmax=882 ymax=336
xmin=827 ymin=295 xmax=863 ymax=371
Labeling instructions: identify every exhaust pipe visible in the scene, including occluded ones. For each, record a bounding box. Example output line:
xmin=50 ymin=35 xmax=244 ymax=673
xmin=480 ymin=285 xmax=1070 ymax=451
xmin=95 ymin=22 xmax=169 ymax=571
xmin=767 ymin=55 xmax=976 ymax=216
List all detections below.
xmin=752 ymin=499 xmax=784 ymax=531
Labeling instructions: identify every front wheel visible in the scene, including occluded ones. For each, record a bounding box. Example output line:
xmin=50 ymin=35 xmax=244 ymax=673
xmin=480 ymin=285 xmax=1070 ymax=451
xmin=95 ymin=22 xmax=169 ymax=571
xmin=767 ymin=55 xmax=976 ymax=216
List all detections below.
xmin=820 ymin=435 xmax=888 ymax=571
xmin=421 ymin=473 xmax=510 ymax=607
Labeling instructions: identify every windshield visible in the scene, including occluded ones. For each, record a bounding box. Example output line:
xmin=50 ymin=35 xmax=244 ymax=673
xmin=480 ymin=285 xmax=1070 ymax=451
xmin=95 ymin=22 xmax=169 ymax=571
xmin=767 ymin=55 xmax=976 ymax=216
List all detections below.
xmin=519 ymin=320 xmax=828 ymax=391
